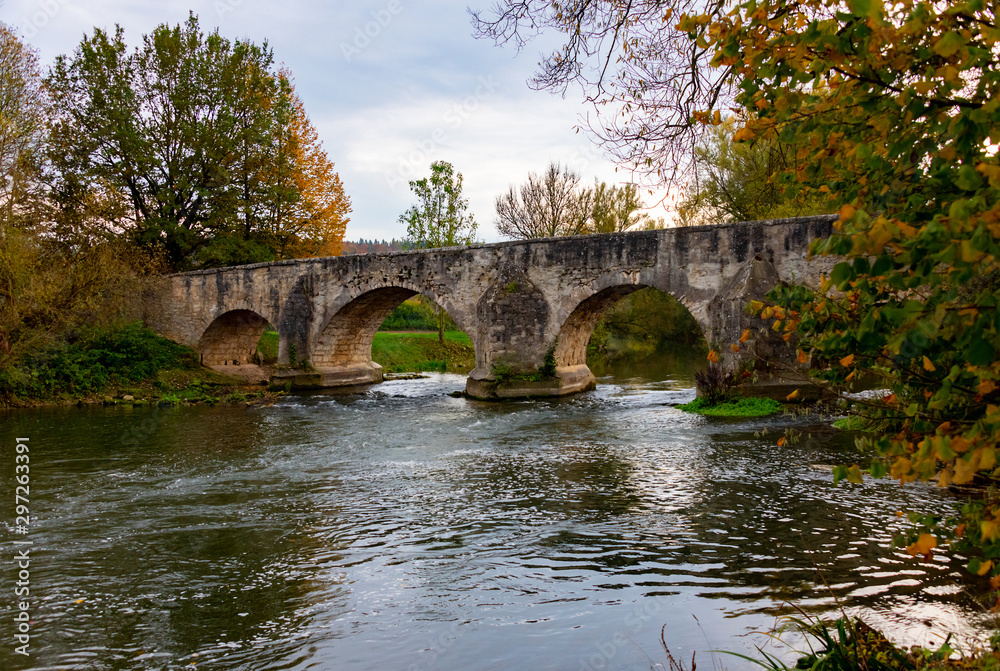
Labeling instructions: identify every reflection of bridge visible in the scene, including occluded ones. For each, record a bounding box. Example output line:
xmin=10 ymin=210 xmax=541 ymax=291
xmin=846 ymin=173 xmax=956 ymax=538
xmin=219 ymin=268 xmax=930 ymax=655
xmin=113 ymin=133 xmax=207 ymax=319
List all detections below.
xmin=144 ymin=215 xmax=837 ymax=399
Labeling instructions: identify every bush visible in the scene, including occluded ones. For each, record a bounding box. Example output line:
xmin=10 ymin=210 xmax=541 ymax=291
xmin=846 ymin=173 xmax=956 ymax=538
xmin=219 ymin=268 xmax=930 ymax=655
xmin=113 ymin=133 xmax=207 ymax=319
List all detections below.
xmin=694 ymin=363 xmax=737 ymax=406
xmin=0 ymin=321 xmax=194 ymax=400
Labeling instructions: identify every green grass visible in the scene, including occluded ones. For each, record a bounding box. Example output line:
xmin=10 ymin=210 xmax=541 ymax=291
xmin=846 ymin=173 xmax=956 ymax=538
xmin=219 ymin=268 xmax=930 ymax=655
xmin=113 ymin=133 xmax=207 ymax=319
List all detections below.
xmin=372 ymin=331 xmax=475 ymax=374
xmin=833 ymin=415 xmax=867 ymax=430
xmin=677 ymin=395 xmax=783 ymax=417
xmin=0 ymin=321 xmax=197 ymax=401
xmin=256 ymin=330 xmax=278 ymax=363
xmin=254 ymin=330 xmax=475 ymax=374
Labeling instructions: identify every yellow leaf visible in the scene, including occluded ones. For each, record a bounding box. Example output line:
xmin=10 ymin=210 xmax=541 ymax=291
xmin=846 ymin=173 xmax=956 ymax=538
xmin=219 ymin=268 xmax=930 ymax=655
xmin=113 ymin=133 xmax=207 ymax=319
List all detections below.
xmin=978 ymin=560 xmax=994 ymax=576
xmin=786 ymin=389 xmax=800 ymax=401
xmin=846 ymin=465 xmax=863 ymax=484
xmin=906 ymin=533 xmax=937 ymax=557
xmin=953 ymin=451 xmax=981 ymax=485
xmin=797 ymin=350 xmax=809 ymax=364
xmin=732 ymin=127 xmax=755 ymax=142
xmin=730 ymin=343 xmax=741 ymax=353
xmin=749 ymin=300 xmax=764 ymax=313
xmin=923 ymin=356 xmax=936 ymax=372
xmin=840 ymin=354 xmax=854 ymax=367
xmin=839 ymin=204 xmax=856 ymax=223
xmin=977 ymin=163 xmax=1000 ymax=189
xmin=978 ymin=380 xmax=997 ymax=395
xmin=983 ymin=519 xmax=1000 ymax=542
xmin=777 ymin=437 xmax=787 ymax=447
xmin=740 ymin=329 xmax=751 ymax=343
xmin=707 ymin=350 xmax=719 ymax=363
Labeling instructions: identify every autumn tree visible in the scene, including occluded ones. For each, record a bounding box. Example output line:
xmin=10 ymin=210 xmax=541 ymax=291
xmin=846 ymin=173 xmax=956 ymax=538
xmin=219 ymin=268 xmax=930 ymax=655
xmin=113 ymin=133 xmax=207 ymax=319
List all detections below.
xmin=400 ymin=160 xmax=477 ymax=341
xmin=686 ymin=0 xmax=1000 ymax=573
xmin=45 ymin=14 xmax=285 ymax=269
xmin=271 ymin=73 xmax=351 ymax=259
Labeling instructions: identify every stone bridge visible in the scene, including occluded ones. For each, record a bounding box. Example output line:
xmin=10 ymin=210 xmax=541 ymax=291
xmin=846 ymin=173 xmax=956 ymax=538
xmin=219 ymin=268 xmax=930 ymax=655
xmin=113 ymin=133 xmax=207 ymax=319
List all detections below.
xmin=144 ymin=215 xmax=837 ymax=399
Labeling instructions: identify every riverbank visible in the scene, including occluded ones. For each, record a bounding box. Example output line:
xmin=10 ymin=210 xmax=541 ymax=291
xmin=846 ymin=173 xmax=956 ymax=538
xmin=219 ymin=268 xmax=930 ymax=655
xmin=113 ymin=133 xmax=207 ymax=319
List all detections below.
xmin=0 ymin=326 xmax=479 ymax=408
xmin=371 ymin=331 xmax=475 ymax=373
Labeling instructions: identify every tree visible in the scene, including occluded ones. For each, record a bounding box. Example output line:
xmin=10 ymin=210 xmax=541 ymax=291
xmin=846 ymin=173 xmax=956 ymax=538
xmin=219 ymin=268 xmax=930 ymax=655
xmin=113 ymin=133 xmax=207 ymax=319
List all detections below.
xmin=495 ymin=163 xmax=648 ymax=239
xmin=473 ymin=1 xmax=731 ymax=184
xmin=267 ymin=72 xmax=351 ymax=259
xmin=400 ymin=160 xmax=477 ymax=248
xmin=399 ymin=160 xmax=477 ymax=341
xmin=590 ymin=182 xmax=648 ymax=233
xmin=45 ymin=14 xmax=285 ymax=269
xmin=0 ymin=22 xmax=46 ymax=227
xmin=495 ymin=162 xmax=592 ymax=238
xmin=676 ymin=115 xmax=827 ymax=226
xmin=687 ymin=0 xmax=1000 ymax=574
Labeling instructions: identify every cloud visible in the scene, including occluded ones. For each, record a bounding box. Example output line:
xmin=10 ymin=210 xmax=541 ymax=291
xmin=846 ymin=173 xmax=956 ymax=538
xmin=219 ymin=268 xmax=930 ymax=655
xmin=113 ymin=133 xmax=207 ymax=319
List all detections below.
xmin=5 ymin=0 xmax=664 ymax=242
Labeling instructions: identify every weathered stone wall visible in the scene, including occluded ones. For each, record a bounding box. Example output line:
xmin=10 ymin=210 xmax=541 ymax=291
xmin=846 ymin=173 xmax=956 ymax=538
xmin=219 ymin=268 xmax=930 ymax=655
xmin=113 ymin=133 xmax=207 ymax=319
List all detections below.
xmin=144 ymin=215 xmax=838 ymax=398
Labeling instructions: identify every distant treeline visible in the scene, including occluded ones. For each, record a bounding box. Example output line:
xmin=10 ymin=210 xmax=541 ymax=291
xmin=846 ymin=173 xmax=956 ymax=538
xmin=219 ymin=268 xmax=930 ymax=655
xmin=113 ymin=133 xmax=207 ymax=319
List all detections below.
xmin=341 ymin=239 xmax=410 ymax=255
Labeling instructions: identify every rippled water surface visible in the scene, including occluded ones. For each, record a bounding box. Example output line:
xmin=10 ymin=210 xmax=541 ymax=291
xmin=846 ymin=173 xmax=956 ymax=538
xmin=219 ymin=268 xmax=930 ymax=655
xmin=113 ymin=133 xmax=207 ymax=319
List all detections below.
xmin=0 ymin=364 xmax=991 ymax=670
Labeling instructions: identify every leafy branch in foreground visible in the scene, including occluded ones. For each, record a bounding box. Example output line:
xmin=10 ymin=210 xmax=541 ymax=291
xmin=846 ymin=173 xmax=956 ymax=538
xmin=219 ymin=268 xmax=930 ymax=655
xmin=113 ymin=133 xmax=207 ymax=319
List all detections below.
xmin=685 ymin=0 xmax=1000 ymax=577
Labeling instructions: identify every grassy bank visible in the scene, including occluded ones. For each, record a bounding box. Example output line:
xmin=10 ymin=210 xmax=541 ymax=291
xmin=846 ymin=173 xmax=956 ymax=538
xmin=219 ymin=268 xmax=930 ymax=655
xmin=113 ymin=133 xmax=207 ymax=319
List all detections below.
xmin=0 ymin=321 xmax=282 ymax=408
xmin=372 ymin=331 xmax=475 ymax=374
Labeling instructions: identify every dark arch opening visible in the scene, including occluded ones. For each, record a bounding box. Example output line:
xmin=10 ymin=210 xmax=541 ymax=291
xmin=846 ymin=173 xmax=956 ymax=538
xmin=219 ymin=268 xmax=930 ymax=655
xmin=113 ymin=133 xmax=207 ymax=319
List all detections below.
xmin=556 ymin=286 xmax=707 ymax=382
xmin=198 ymin=309 xmax=272 ymax=367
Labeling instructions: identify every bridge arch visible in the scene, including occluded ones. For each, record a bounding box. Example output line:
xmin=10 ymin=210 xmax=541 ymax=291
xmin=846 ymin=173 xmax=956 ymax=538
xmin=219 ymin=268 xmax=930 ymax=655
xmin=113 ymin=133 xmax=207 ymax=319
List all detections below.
xmin=553 ymin=283 xmax=710 ymax=388
xmin=311 ymin=286 xmax=474 ymax=370
xmin=198 ymin=309 xmax=273 ymax=366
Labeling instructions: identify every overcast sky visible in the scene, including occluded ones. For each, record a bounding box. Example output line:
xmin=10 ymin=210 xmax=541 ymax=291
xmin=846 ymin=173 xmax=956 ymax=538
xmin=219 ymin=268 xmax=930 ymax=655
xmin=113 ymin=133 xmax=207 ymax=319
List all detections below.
xmin=4 ymin=0 xmax=667 ymax=242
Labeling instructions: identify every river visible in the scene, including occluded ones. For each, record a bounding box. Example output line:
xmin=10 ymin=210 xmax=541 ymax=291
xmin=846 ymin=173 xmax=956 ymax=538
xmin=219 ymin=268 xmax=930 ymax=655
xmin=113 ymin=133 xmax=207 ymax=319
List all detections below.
xmin=0 ymin=359 xmax=991 ymax=670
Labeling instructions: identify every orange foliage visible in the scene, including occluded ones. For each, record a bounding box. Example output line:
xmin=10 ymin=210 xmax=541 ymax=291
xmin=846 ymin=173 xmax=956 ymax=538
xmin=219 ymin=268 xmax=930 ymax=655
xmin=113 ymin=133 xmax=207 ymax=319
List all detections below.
xmin=275 ymin=72 xmax=351 ymax=259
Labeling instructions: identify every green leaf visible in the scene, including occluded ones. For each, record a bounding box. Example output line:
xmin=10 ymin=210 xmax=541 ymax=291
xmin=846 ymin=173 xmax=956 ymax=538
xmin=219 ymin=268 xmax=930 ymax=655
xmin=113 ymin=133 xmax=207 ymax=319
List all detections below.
xmin=966 ymin=338 xmax=996 ymax=366
xmin=830 ymin=262 xmax=853 ymax=288
xmin=933 ymin=31 xmax=965 ymax=58
xmin=956 ymin=165 xmax=984 ymax=191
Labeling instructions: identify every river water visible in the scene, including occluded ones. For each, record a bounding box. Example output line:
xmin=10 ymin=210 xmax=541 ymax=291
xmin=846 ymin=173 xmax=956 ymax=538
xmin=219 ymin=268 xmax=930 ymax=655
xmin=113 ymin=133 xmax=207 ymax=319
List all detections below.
xmin=0 ymin=360 xmax=992 ymax=670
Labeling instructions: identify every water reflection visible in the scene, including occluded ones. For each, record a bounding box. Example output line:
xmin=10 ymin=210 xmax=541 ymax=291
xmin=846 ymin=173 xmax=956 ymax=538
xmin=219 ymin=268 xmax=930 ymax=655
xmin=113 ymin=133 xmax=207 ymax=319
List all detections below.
xmin=0 ymin=360 xmax=990 ymax=671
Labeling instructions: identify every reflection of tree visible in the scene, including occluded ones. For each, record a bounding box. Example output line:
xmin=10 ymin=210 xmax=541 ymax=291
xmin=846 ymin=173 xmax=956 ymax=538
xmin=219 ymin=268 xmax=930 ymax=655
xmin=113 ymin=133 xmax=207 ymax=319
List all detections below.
xmin=14 ymin=405 xmax=346 ymax=668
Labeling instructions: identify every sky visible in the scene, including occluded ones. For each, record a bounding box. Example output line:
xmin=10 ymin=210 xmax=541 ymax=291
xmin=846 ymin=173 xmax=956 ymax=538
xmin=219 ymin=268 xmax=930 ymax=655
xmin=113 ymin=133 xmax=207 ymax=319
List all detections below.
xmin=3 ymin=0 xmax=669 ymax=242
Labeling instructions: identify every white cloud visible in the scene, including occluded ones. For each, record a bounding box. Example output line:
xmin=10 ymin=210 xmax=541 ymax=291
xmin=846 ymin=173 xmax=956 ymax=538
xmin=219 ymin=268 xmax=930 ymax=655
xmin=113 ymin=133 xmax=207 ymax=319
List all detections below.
xmin=5 ymin=0 xmax=668 ymax=242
